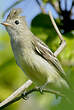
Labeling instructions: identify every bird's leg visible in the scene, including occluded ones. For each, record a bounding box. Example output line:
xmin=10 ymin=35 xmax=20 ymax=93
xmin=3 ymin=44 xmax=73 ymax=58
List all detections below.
xmin=22 ymin=86 xmax=64 ymax=100
xmin=48 ymin=11 xmax=66 ymax=57
xmin=21 ymin=91 xmax=29 ymax=100
xmin=39 ymin=79 xmax=51 ymax=94
xmin=39 ymin=83 xmax=48 ymax=94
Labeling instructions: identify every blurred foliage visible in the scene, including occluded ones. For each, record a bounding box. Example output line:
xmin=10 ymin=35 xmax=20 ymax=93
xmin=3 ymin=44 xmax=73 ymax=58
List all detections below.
xmin=0 ymin=0 xmax=74 ymax=110
xmin=42 ymin=0 xmax=57 ymax=3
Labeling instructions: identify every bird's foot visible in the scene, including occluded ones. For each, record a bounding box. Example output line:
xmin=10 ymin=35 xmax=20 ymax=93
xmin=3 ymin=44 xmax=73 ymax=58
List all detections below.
xmin=38 ymin=87 xmax=44 ymax=94
xmin=21 ymin=91 xmax=29 ymax=100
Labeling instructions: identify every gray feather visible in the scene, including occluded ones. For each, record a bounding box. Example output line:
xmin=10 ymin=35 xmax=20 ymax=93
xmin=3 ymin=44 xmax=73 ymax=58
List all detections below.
xmin=7 ymin=8 xmax=22 ymax=19
xmin=32 ymin=36 xmax=70 ymax=87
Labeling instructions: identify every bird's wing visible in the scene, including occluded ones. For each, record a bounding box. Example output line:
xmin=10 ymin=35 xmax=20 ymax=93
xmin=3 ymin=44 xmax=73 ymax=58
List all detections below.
xmin=32 ymin=37 xmax=69 ymax=84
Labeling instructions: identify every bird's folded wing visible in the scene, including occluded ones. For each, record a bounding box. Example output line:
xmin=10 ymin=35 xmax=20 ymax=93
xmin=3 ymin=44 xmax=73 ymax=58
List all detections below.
xmin=32 ymin=37 xmax=69 ymax=83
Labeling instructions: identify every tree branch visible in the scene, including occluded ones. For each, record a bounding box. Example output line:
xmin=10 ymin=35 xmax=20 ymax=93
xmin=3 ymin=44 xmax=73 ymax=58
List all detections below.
xmin=48 ymin=11 xmax=66 ymax=57
xmin=49 ymin=0 xmax=61 ymax=15
xmin=35 ymin=0 xmax=46 ymax=13
xmin=0 ymin=80 xmax=32 ymax=108
xmin=0 ymin=87 xmax=64 ymax=109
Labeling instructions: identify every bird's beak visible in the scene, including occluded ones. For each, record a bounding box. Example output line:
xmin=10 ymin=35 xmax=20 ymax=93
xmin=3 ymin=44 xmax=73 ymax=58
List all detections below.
xmin=1 ymin=22 xmax=11 ymax=26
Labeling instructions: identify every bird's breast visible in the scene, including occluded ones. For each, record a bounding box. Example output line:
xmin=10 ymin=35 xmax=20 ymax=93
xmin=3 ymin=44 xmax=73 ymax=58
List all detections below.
xmin=11 ymin=40 xmax=68 ymax=90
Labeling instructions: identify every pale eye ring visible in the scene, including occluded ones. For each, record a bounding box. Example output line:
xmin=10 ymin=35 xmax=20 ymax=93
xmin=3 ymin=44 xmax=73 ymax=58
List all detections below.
xmin=15 ymin=20 xmax=19 ymax=25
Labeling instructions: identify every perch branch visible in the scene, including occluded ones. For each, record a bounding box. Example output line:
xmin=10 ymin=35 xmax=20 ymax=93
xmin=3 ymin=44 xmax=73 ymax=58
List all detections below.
xmin=48 ymin=11 xmax=66 ymax=57
xmin=0 ymin=80 xmax=32 ymax=108
xmin=0 ymin=87 xmax=64 ymax=109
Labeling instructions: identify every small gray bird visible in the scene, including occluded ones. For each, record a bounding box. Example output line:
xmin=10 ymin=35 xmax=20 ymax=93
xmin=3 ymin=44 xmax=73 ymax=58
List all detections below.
xmin=1 ymin=8 xmax=71 ymax=96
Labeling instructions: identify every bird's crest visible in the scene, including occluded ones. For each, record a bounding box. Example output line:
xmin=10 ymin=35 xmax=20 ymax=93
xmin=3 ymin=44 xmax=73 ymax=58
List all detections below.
xmin=7 ymin=8 xmax=22 ymax=19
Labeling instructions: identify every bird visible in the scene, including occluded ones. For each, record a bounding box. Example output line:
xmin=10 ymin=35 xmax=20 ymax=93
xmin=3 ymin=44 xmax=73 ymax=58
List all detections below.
xmin=1 ymin=8 xmax=71 ymax=97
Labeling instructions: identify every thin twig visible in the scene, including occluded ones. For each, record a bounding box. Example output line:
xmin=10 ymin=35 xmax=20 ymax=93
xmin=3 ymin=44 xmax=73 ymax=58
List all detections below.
xmin=48 ymin=11 xmax=64 ymax=41
xmin=48 ymin=11 xmax=66 ymax=57
xmin=0 ymin=88 xmax=65 ymax=109
xmin=35 ymin=0 xmax=46 ymax=13
xmin=0 ymin=80 xmax=32 ymax=108
xmin=48 ymin=1 xmax=61 ymax=15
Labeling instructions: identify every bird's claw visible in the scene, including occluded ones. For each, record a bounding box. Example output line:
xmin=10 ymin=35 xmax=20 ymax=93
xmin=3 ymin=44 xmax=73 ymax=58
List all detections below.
xmin=21 ymin=92 xmax=29 ymax=100
xmin=38 ymin=87 xmax=43 ymax=94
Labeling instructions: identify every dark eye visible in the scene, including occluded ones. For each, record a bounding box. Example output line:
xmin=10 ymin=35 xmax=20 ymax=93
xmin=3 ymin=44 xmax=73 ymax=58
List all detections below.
xmin=15 ymin=20 xmax=19 ymax=25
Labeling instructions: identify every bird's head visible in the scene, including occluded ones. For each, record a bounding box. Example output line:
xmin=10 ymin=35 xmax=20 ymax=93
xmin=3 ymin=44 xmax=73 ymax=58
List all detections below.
xmin=1 ymin=8 xmax=27 ymax=37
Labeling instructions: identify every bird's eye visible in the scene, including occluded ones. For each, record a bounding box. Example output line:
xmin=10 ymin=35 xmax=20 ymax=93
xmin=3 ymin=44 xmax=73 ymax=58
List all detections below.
xmin=15 ymin=20 xmax=19 ymax=25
